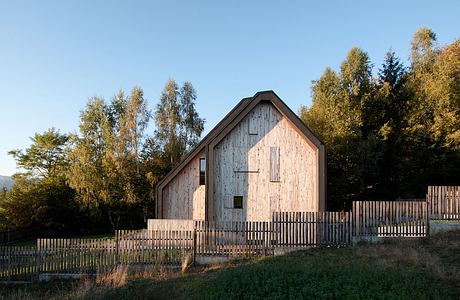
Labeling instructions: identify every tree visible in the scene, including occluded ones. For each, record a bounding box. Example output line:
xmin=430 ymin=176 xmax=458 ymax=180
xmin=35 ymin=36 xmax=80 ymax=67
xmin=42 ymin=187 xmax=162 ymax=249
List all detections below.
xmin=154 ymin=79 xmax=204 ymax=171
xmin=301 ymin=47 xmax=381 ymax=209
xmin=302 ymin=28 xmax=460 ymax=208
xmin=411 ymin=27 xmax=437 ymax=73
xmin=8 ymin=128 xmax=69 ymax=179
xmin=67 ymin=87 xmax=152 ymax=230
xmin=1 ymin=129 xmax=79 ymax=232
xmin=371 ymin=50 xmax=409 ymax=197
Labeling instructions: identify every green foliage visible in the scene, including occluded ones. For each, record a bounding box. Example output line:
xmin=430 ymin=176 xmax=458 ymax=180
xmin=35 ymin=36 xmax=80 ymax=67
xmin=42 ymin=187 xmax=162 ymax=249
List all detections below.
xmin=0 ymin=176 xmax=79 ymax=232
xmin=1 ymin=79 xmax=204 ymax=233
xmin=1 ymin=129 xmax=81 ymax=232
xmin=301 ymin=47 xmax=382 ymax=208
xmin=154 ymin=79 xmax=205 ymax=171
xmin=301 ymin=28 xmax=460 ymax=209
xmin=8 ymin=128 xmax=69 ymax=179
xmin=411 ymin=27 xmax=437 ymax=72
xmin=67 ymin=87 xmax=152 ymax=229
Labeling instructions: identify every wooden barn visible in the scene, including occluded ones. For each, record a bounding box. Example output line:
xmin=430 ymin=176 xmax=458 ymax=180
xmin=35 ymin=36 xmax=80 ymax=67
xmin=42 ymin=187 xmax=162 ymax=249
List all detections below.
xmin=155 ymin=91 xmax=326 ymax=222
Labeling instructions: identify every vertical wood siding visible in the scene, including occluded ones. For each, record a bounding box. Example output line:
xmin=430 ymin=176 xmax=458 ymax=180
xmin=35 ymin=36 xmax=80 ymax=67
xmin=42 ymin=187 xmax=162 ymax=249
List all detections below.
xmin=162 ymin=150 xmax=206 ymax=220
xmin=213 ymin=102 xmax=319 ymax=221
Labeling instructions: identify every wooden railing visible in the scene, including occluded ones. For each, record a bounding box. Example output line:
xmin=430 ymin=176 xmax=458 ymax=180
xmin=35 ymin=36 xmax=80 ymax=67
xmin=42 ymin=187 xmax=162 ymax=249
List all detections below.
xmin=352 ymin=200 xmax=427 ymax=237
xmin=427 ymin=186 xmax=460 ymax=220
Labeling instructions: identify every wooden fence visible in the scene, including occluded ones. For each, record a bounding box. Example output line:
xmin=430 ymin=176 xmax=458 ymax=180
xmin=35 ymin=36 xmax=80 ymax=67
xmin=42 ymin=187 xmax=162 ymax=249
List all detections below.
xmin=1 ymin=232 xmax=195 ymax=282
xmin=1 ymin=185 xmax=459 ymax=282
xmin=0 ymin=246 xmax=38 ymax=282
xmin=116 ymin=230 xmax=194 ymax=265
xmin=147 ymin=219 xmax=194 ymax=231
xmin=36 ymin=238 xmax=117 ymax=275
xmin=427 ymin=186 xmax=460 ymax=220
xmin=272 ymin=212 xmax=351 ymax=246
xmin=0 ymin=214 xmax=354 ymax=281
xmin=195 ymin=221 xmax=272 ymax=256
xmin=352 ymin=200 xmax=427 ymax=237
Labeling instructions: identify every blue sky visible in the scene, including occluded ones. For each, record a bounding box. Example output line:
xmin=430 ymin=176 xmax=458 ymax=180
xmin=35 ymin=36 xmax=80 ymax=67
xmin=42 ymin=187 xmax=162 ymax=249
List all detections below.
xmin=0 ymin=0 xmax=459 ymax=176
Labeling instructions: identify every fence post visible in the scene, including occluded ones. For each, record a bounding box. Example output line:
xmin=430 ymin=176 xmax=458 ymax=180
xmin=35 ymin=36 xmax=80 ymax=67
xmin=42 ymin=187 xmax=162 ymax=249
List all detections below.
xmin=7 ymin=247 xmax=11 ymax=282
xmin=425 ymin=197 xmax=430 ymax=236
xmin=192 ymin=226 xmax=197 ymax=264
xmin=115 ymin=230 xmax=119 ymax=265
xmin=36 ymin=240 xmax=40 ymax=281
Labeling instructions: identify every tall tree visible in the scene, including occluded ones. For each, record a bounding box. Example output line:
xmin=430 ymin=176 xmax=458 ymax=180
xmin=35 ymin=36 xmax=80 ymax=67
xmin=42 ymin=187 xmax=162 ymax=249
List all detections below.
xmin=411 ymin=27 xmax=437 ymax=73
xmin=67 ymin=87 xmax=151 ymax=230
xmin=302 ymin=28 xmax=460 ymax=208
xmin=154 ymin=79 xmax=204 ymax=171
xmin=373 ymin=50 xmax=409 ymax=197
xmin=301 ymin=47 xmax=381 ymax=209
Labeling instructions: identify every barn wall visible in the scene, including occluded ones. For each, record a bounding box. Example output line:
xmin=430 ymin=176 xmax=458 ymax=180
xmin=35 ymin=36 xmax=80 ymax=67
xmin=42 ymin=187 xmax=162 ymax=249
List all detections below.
xmin=213 ymin=102 xmax=319 ymax=222
xmin=162 ymin=150 xmax=206 ymax=220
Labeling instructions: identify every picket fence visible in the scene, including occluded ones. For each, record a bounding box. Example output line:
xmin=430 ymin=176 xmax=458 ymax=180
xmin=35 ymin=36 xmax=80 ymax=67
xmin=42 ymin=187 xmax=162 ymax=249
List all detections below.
xmin=0 ymin=212 xmax=351 ymax=281
xmin=352 ymin=200 xmax=427 ymax=237
xmin=427 ymin=186 xmax=460 ymax=220
xmin=0 ymin=246 xmax=38 ymax=282
xmin=272 ymin=212 xmax=351 ymax=246
xmin=1 ymin=185 xmax=458 ymax=282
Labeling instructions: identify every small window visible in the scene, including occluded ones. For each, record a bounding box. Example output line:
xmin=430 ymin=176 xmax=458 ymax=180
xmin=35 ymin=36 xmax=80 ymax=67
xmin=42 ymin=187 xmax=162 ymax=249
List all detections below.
xmin=199 ymin=158 xmax=205 ymax=185
xmin=248 ymin=112 xmax=258 ymax=135
xmin=270 ymin=147 xmax=280 ymax=182
xmin=233 ymin=196 xmax=243 ymax=209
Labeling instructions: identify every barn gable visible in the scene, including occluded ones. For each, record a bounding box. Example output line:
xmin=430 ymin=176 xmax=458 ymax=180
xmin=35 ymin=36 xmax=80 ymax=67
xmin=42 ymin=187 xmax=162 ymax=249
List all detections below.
xmin=156 ymin=91 xmax=326 ymax=221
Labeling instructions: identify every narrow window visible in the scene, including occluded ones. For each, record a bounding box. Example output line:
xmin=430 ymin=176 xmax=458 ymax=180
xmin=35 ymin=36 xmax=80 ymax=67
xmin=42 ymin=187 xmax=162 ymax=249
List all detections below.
xmin=199 ymin=158 xmax=205 ymax=185
xmin=270 ymin=147 xmax=280 ymax=182
xmin=233 ymin=196 xmax=243 ymax=209
xmin=248 ymin=112 xmax=258 ymax=135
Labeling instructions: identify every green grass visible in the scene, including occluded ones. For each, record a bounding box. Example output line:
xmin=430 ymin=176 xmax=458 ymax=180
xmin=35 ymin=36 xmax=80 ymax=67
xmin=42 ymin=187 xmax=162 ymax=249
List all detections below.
xmin=1 ymin=230 xmax=459 ymax=299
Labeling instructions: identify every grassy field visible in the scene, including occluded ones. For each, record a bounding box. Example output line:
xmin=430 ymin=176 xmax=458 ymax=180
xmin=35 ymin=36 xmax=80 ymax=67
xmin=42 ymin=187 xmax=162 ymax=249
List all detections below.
xmin=1 ymin=230 xmax=459 ymax=299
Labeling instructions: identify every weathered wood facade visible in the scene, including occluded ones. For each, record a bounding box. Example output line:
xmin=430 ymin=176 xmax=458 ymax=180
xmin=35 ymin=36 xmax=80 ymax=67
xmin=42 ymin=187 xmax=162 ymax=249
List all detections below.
xmin=161 ymin=150 xmax=206 ymax=220
xmin=156 ymin=91 xmax=326 ymax=221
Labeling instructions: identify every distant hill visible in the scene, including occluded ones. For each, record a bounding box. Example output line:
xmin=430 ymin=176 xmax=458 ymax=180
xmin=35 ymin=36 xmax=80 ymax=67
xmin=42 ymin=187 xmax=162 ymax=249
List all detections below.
xmin=0 ymin=175 xmax=14 ymax=190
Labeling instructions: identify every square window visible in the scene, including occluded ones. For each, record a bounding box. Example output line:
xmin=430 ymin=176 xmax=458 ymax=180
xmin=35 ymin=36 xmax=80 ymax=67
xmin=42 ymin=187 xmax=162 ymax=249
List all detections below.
xmin=233 ymin=196 xmax=243 ymax=209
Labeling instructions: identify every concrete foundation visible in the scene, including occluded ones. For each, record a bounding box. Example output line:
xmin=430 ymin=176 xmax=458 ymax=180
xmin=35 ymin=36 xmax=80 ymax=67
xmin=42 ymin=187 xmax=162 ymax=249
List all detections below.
xmin=273 ymin=247 xmax=311 ymax=256
xmin=429 ymin=220 xmax=460 ymax=234
xmin=195 ymin=255 xmax=230 ymax=264
xmin=38 ymin=273 xmax=89 ymax=282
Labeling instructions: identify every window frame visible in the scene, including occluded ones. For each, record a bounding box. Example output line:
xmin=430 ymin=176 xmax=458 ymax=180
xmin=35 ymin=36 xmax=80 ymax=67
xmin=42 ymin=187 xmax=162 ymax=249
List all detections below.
xmin=199 ymin=158 xmax=206 ymax=185
xmin=233 ymin=196 xmax=243 ymax=209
